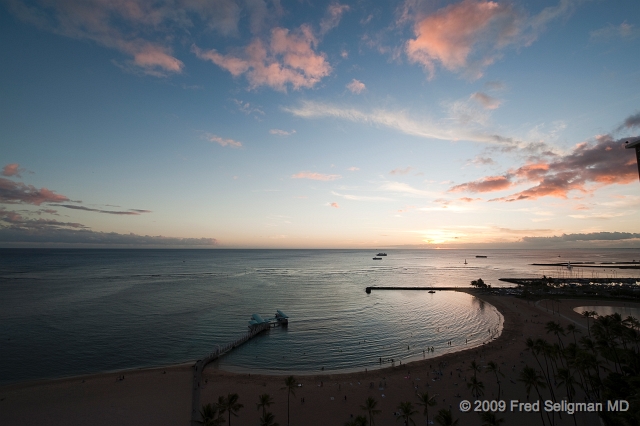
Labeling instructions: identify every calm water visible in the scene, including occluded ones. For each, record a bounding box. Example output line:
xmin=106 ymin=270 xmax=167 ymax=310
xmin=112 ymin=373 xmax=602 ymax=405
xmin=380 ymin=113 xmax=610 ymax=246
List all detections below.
xmin=573 ymin=306 xmax=640 ymax=318
xmin=1 ymin=248 xmax=639 ymax=385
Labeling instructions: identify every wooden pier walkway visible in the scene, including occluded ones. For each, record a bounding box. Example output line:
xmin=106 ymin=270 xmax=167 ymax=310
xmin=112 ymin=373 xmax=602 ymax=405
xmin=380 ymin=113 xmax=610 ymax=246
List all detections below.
xmin=190 ymin=322 xmax=271 ymax=426
xmin=365 ymin=286 xmax=464 ymax=293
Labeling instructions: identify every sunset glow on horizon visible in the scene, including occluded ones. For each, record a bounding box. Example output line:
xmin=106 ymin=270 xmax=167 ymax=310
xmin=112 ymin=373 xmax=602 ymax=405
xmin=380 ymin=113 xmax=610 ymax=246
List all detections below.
xmin=1 ymin=0 xmax=639 ymax=249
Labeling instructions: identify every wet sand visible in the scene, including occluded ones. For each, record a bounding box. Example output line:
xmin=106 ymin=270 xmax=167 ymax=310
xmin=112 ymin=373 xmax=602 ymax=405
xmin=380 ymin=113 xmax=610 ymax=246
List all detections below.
xmin=2 ymin=293 xmax=634 ymax=426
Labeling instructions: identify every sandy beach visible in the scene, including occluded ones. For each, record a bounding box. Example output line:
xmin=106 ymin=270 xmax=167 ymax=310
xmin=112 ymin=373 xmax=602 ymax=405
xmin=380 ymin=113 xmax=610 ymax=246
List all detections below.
xmin=2 ymin=292 xmax=636 ymax=426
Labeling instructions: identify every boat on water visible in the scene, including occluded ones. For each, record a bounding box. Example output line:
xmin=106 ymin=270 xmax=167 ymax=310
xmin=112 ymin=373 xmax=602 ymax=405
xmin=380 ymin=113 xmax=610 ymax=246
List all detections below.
xmin=376 ymin=253 xmax=387 ymax=256
xmin=428 ymin=290 xmax=436 ymax=294
xmin=476 ymin=255 xmax=487 ymax=258
xmin=373 ymin=257 xmax=382 ymax=260
xmin=464 ymin=259 xmax=468 ymax=264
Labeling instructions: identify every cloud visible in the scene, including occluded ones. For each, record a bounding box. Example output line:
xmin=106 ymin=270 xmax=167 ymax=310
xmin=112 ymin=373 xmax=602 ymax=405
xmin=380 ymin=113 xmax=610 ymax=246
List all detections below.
xmin=193 ymin=25 xmax=332 ymax=91
xmin=0 ymin=177 xmax=70 ymax=205
xmin=618 ymin=112 xmax=640 ymax=131
xmin=205 ymin=133 xmax=243 ymax=148
xmin=330 ymin=202 xmax=340 ymax=208
xmin=50 ymin=204 xmax=151 ymax=215
xmin=232 ymin=99 xmax=265 ymax=116
xmin=484 ymin=80 xmax=505 ymax=90
xmin=284 ymin=100 xmax=517 ymax=145
xmin=379 ymin=181 xmax=437 ymax=198
xmin=0 ymin=208 xmax=85 ymax=229
xmin=331 ymin=191 xmax=392 ymax=201
xmin=522 ymin=232 xmax=640 ymax=244
xmin=2 ymin=164 xmax=24 ymax=177
xmin=4 ymin=0 xmax=248 ymax=76
xmin=389 ymin=166 xmax=413 ymax=175
xmin=471 ymin=92 xmax=501 ymax=110
xmin=291 ymin=171 xmax=341 ymax=181
xmin=590 ymin=22 xmax=639 ymax=41
xmin=404 ymin=0 xmax=580 ymax=79
xmin=470 ymin=156 xmax=496 ymax=166
xmin=320 ymin=4 xmax=350 ymax=35
xmin=348 ymin=166 xmax=360 ymax=171
xmin=449 ymin=175 xmax=512 ymax=193
xmin=270 ymin=129 xmax=296 ymax=136
xmin=450 ymin=134 xmax=639 ymax=201
xmin=346 ymin=79 xmax=366 ymax=94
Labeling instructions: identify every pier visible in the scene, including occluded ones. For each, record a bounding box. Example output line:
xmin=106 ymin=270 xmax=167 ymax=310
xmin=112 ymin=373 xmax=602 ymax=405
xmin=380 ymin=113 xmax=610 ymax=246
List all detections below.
xmin=365 ymin=286 xmax=463 ymax=293
xmin=190 ymin=311 xmax=289 ymax=426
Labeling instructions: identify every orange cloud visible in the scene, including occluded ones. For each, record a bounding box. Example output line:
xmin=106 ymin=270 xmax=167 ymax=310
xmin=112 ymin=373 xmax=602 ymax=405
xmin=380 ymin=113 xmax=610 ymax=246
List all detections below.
xmin=330 ymin=202 xmax=340 ymax=208
xmin=193 ymin=25 xmax=331 ymax=91
xmin=291 ymin=172 xmax=341 ymax=181
xmin=452 ymin=134 xmax=639 ymax=201
xmin=405 ymin=0 xmax=520 ymax=79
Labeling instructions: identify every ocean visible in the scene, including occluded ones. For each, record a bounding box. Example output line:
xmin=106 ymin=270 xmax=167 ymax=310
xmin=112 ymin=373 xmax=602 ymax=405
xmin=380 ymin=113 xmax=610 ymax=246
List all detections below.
xmin=1 ymin=248 xmax=638 ymax=385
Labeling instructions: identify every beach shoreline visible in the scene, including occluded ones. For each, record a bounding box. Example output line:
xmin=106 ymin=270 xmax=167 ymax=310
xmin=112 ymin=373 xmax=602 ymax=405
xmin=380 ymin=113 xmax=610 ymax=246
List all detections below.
xmin=2 ymin=293 xmax=637 ymax=426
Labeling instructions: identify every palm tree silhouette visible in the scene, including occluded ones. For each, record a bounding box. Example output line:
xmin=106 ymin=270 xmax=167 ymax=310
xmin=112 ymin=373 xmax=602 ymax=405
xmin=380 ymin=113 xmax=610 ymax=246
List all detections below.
xmin=197 ymin=403 xmax=224 ymax=426
xmin=396 ymin=401 xmax=418 ymax=425
xmin=485 ymin=361 xmax=504 ymax=399
xmin=467 ymin=376 xmax=485 ymax=399
xmin=434 ymin=408 xmax=458 ymax=426
xmin=219 ymin=393 xmax=243 ymax=426
xmin=283 ymin=376 xmax=297 ymax=426
xmin=360 ymin=396 xmax=381 ymax=426
xmin=416 ymin=391 xmax=437 ymax=425
xmin=518 ymin=366 xmax=548 ymax=426
xmin=259 ymin=411 xmax=279 ymax=426
xmin=479 ymin=411 xmax=504 ymax=426
xmin=257 ymin=393 xmax=274 ymax=417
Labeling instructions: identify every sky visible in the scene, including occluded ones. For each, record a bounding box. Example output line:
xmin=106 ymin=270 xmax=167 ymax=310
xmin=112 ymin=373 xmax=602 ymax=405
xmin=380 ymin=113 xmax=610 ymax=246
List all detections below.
xmin=1 ymin=0 xmax=640 ymax=249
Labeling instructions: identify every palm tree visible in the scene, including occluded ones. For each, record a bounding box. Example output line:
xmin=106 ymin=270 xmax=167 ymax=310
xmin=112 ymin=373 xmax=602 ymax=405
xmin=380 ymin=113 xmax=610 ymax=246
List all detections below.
xmin=257 ymin=393 xmax=274 ymax=417
xmin=260 ymin=411 xmax=280 ymax=426
xmin=416 ymin=391 xmax=437 ymax=425
xmin=197 ymin=403 xmax=224 ymax=426
xmin=283 ymin=375 xmax=297 ymax=426
xmin=345 ymin=416 xmax=368 ymax=426
xmin=479 ymin=412 xmax=505 ymax=426
xmin=485 ymin=361 xmax=504 ymax=398
xmin=467 ymin=376 xmax=485 ymax=399
xmin=581 ymin=310 xmax=597 ymax=337
xmin=566 ymin=323 xmax=581 ymax=345
xmin=469 ymin=360 xmax=481 ymax=379
xmin=434 ymin=408 xmax=458 ymax=426
xmin=518 ymin=366 xmax=548 ymax=426
xmin=396 ymin=401 xmax=418 ymax=426
xmin=219 ymin=393 xmax=243 ymax=426
xmin=360 ymin=396 xmax=381 ymax=426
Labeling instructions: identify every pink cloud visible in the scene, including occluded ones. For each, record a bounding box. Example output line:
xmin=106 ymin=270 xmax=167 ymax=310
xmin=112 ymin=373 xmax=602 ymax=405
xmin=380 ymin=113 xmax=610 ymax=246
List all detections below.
xmin=193 ymin=25 xmax=331 ymax=91
xmin=205 ymin=134 xmax=243 ymax=148
xmin=0 ymin=177 xmax=70 ymax=205
xmin=330 ymin=202 xmax=340 ymax=208
xmin=2 ymin=163 xmax=23 ymax=177
xmin=451 ymin=134 xmax=638 ymax=201
xmin=449 ymin=175 xmax=511 ymax=193
xmin=348 ymin=166 xmax=360 ymax=171
xmin=471 ymin=92 xmax=501 ymax=109
xmin=346 ymin=79 xmax=366 ymax=94
xmin=406 ymin=0 xmax=520 ymax=78
xmin=291 ymin=172 xmax=341 ymax=181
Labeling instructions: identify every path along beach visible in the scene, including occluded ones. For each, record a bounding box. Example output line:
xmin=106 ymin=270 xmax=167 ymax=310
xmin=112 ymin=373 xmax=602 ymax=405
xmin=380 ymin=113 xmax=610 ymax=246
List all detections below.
xmin=1 ymin=291 xmax=636 ymax=426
